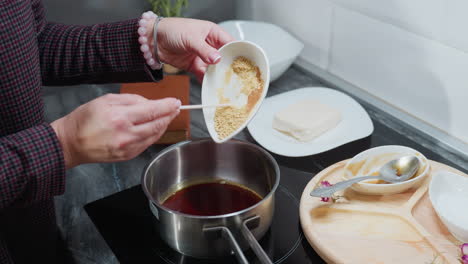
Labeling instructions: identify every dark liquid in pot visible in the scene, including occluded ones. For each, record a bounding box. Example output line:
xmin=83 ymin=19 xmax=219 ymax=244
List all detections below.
xmin=162 ymin=182 xmax=262 ymax=216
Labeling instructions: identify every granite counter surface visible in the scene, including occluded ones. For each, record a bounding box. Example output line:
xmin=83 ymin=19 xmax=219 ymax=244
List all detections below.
xmin=42 ymin=66 xmax=467 ymax=263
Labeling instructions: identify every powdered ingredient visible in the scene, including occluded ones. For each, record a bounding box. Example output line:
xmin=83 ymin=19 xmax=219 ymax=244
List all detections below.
xmin=214 ymin=57 xmax=263 ymax=139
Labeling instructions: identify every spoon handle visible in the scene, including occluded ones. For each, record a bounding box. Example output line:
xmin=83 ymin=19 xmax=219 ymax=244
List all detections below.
xmin=179 ymin=104 xmax=231 ymax=110
xmin=310 ymin=175 xmax=382 ymax=198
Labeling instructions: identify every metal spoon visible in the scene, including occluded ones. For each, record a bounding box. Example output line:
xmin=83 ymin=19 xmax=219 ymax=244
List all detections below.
xmin=310 ymin=155 xmax=420 ymax=198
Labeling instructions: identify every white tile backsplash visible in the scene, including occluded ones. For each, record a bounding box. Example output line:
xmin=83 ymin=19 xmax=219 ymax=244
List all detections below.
xmin=330 ymin=0 xmax=444 ymax=41
xmin=443 ymin=0 xmax=468 ymax=53
xmin=250 ymin=1 xmax=468 ymax=144
xmin=252 ymin=0 xmax=332 ymax=69
xmin=329 ymin=7 xmax=468 ymax=142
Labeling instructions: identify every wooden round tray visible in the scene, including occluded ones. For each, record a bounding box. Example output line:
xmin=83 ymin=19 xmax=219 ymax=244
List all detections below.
xmin=299 ymin=160 xmax=466 ymax=264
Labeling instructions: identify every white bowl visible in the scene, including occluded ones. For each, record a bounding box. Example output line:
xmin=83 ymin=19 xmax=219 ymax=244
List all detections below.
xmin=429 ymin=171 xmax=468 ymax=242
xmin=219 ymin=20 xmax=304 ymax=82
xmin=202 ymin=40 xmax=270 ymax=143
xmin=343 ymin=145 xmax=430 ymax=195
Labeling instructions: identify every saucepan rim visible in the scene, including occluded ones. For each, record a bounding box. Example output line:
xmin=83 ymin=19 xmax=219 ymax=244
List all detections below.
xmin=141 ymin=138 xmax=281 ymax=220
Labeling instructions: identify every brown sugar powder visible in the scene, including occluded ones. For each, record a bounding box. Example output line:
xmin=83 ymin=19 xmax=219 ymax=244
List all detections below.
xmin=214 ymin=56 xmax=264 ymax=139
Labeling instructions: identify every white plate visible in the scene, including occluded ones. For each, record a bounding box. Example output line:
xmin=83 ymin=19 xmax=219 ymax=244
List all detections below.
xmin=202 ymin=40 xmax=270 ymax=143
xmin=247 ymin=87 xmax=374 ymax=156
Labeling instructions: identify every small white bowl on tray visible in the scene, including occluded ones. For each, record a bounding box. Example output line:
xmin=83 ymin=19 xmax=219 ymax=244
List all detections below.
xmin=202 ymin=40 xmax=270 ymax=143
xmin=343 ymin=145 xmax=430 ymax=195
xmin=429 ymin=171 xmax=468 ymax=242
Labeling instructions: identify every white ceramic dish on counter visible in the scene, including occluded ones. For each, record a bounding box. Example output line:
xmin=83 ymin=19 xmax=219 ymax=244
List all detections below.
xmin=202 ymin=40 xmax=270 ymax=143
xmin=343 ymin=145 xmax=430 ymax=195
xmin=247 ymin=87 xmax=373 ymax=157
xmin=429 ymin=171 xmax=468 ymax=242
xmin=219 ymin=20 xmax=303 ymax=82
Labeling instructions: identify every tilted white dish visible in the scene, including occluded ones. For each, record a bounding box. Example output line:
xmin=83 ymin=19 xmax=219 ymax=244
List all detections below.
xmin=247 ymin=87 xmax=373 ymax=156
xmin=429 ymin=171 xmax=468 ymax=242
xmin=343 ymin=145 xmax=430 ymax=195
xmin=219 ymin=20 xmax=304 ymax=82
xmin=202 ymin=40 xmax=270 ymax=143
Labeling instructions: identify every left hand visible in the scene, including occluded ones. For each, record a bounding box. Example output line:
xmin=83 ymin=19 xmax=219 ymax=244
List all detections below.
xmin=147 ymin=17 xmax=235 ymax=81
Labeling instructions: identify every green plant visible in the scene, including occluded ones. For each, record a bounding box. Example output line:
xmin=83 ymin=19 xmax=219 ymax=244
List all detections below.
xmin=147 ymin=0 xmax=189 ymax=17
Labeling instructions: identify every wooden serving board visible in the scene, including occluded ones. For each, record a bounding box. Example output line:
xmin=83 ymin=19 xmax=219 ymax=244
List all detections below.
xmin=299 ymin=160 xmax=467 ymax=264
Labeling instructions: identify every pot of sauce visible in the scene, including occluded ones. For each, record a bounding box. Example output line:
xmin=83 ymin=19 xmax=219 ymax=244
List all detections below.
xmin=141 ymin=139 xmax=279 ymax=263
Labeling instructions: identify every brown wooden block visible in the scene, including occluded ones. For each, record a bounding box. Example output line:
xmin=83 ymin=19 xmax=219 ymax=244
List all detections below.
xmin=120 ymin=75 xmax=191 ymax=143
xmin=156 ymin=130 xmax=190 ymax=144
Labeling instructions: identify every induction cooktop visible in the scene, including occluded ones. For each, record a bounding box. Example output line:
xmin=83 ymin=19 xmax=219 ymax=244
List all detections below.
xmin=84 ymin=166 xmax=325 ymax=264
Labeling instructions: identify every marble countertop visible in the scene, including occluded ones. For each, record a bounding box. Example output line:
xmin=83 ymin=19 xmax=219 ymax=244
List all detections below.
xmin=42 ymin=66 xmax=468 ymax=263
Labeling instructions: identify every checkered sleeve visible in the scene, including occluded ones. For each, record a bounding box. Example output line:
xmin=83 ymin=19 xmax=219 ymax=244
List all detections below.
xmin=37 ymin=19 xmax=163 ymax=85
xmin=0 ymin=123 xmax=66 ymax=210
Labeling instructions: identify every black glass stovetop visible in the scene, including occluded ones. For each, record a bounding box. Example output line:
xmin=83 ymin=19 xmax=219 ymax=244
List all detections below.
xmin=84 ymin=165 xmax=325 ymax=264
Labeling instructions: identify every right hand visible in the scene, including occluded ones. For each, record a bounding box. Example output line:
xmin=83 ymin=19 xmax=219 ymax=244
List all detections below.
xmin=51 ymin=93 xmax=181 ymax=169
xmin=157 ymin=18 xmax=234 ymax=81
xmin=143 ymin=17 xmax=234 ymax=82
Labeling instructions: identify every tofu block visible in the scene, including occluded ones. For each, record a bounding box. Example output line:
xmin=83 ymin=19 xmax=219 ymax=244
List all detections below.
xmin=272 ymin=99 xmax=341 ymax=141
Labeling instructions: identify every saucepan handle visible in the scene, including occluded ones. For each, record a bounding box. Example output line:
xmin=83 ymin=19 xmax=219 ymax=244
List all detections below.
xmin=203 ymin=215 xmax=273 ymax=264
xmin=203 ymin=226 xmax=249 ymax=264
xmin=240 ymin=215 xmax=273 ymax=264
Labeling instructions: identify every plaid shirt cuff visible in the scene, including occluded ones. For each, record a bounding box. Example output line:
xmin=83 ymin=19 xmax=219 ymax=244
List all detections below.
xmin=1 ymin=123 xmax=66 ymax=208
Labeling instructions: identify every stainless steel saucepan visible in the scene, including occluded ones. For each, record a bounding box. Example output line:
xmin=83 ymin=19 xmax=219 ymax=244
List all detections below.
xmin=141 ymin=139 xmax=280 ymax=264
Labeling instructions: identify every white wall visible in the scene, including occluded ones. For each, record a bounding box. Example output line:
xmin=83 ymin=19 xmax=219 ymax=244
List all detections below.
xmin=245 ymin=0 xmax=468 ymax=144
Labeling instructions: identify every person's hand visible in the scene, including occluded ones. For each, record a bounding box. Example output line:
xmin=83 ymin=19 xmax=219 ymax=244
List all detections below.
xmin=51 ymin=94 xmax=181 ymax=169
xmin=147 ymin=17 xmax=235 ymax=81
